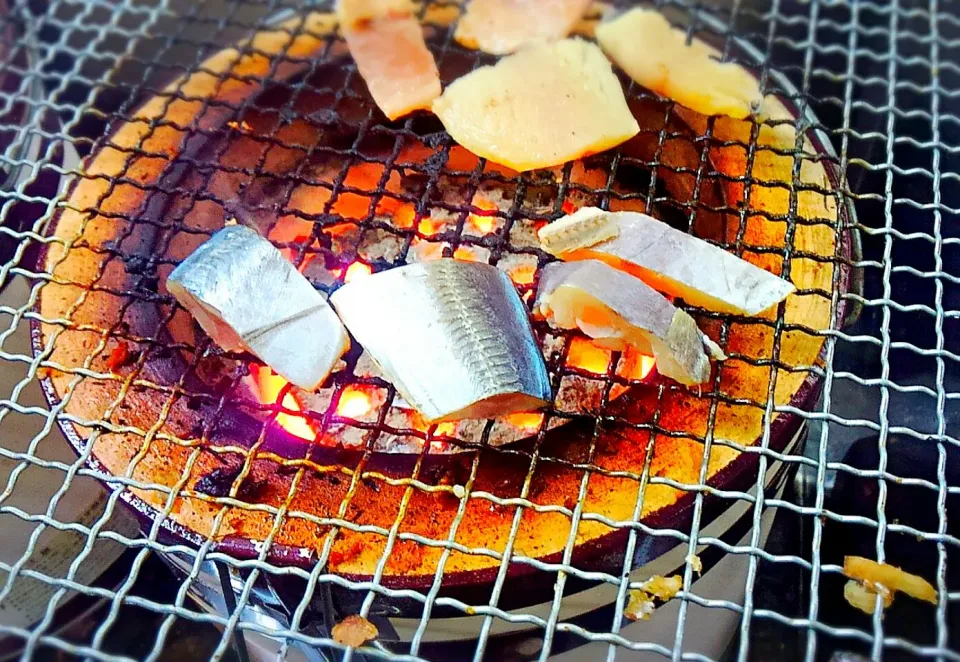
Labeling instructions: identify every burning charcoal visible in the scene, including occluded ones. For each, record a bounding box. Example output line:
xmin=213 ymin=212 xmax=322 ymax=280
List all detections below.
xmin=330 ymin=259 xmax=551 ymax=422
xmin=536 ymin=260 xmax=722 ymax=385
xmin=167 ymin=225 xmax=349 ymax=390
xmin=454 ymin=0 xmax=591 ymax=54
xmin=431 ymin=39 xmax=639 ymax=172
xmin=338 ymin=0 xmax=441 ymax=121
xmin=539 ymin=208 xmax=795 ymax=316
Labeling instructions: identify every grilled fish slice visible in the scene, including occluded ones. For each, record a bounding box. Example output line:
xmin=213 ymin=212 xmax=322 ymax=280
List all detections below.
xmin=455 ymin=0 xmax=592 ymax=54
xmin=432 ymin=39 xmax=639 ymax=172
xmin=167 ymin=225 xmax=349 ymax=391
xmin=338 ymin=0 xmax=441 ymax=120
xmin=535 ymin=260 xmax=721 ymax=385
xmin=596 ymin=8 xmax=762 ymax=120
xmin=539 ymin=208 xmax=795 ymax=316
xmin=330 ymin=259 xmax=551 ymax=422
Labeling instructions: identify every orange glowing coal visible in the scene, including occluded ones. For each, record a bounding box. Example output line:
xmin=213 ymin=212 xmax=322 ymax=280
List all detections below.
xmin=249 ymin=365 xmax=316 ymax=440
xmin=337 ymin=386 xmax=373 ymax=419
xmin=567 ymin=337 xmax=612 ymax=374
xmin=467 ymin=197 xmax=498 ymax=235
xmin=344 ymin=261 xmax=372 ymax=282
xmin=453 ymin=245 xmax=484 ymax=262
xmin=566 ymin=337 xmax=656 ymax=381
xmin=504 ymin=411 xmax=544 ymax=432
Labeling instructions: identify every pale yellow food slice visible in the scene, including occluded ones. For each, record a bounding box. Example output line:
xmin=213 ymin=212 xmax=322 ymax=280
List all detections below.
xmin=596 ymin=8 xmax=762 ymax=119
xmin=432 ymin=39 xmax=640 ymax=172
xmin=455 ymin=0 xmax=593 ymax=54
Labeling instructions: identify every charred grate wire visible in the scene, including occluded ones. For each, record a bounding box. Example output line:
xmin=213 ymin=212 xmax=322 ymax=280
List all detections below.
xmin=0 ymin=0 xmax=957 ymax=660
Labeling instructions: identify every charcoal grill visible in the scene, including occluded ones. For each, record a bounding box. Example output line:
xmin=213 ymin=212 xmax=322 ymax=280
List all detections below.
xmin=2 ymin=0 xmax=957 ymax=660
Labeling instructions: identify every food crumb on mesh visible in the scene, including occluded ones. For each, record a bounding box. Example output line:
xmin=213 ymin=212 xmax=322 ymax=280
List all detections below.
xmin=686 ymin=553 xmax=703 ymax=575
xmin=624 ymin=574 xmax=682 ymax=620
xmin=624 ymin=590 xmax=656 ymax=621
xmin=332 ymin=614 xmax=379 ymax=647
xmin=842 ymin=556 xmax=937 ymax=607
xmin=843 ymin=579 xmax=893 ymax=615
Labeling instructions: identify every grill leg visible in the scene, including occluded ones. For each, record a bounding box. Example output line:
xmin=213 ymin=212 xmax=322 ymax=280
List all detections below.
xmin=216 ymin=560 xmax=252 ymax=662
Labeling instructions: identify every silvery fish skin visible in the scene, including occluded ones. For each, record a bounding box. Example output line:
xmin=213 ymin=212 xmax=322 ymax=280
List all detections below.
xmin=330 ymin=259 xmax=551 ymax=422
xmin=555 ymin=209 xmax=796 ymax=316
xmin=167 ymin=225 xmax=349 ymax=391
xmin=536 ymin=259 xmax=721 ymax=386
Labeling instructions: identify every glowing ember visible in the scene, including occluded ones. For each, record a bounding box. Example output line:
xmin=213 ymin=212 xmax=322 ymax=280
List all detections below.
xmin=434 ymin=422 xmax=457 ymax=437
xmin=393 ymin=204 xmax=417 ymax=229
xmin=504 ymin=411 xmax=544 ymax=432
xmin=344 ymin=261 xmax=372 ymax=282
xmin=453 ymin=245 xmax=484 ymax=262
xmin=508 ymin=263 xmax=536 ymax=286
xmin=634 ymin=354 xmax=656 ymax=380
xmin=337 ymin=386 xmax=373 ymax=418
xmin=249 ymin=365 xmax=316 ymax=440
xmin=418 ymin=216 xmax=444 ymax=236
xmin=567 ymin=337 xmax=612 ymax=375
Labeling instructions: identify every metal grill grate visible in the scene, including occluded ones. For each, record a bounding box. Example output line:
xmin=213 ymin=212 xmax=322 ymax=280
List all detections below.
xmin=0 ymin=0 xmax=958 ymax=660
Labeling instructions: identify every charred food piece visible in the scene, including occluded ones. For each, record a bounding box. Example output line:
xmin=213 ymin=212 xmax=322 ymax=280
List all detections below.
xmin=535 ymin=260 xmax=723 ymax=386
xmin=596 ymin=8 xmax=762 ymax=120
xmin=167 ymin=225 xmax=349 ymax=390
xmin=539 ymin=208 xmax=795 ymax=316
xmin=330 ymin=259 xmax=551 ymax=422
xmin=455 ymin=0 xmax=593 ymax=55
xmin=337 ymin=0 xmax=441 ymax=120
xmin=432 ymin=39 xmax=639 ymax=172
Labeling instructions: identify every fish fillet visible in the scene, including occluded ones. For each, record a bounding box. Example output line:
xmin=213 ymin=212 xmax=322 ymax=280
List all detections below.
xmin=540 ymin=208 xmax=795 ymax=316
xmin=167 ymin=226 xmax=349 ymax=391
xmin=331 ymin=259 xmax=551 ymax=422
xmin=455 ymin=0 xmax=593 ymax=54
xmin=432 ymin=38 xmax=639 ymax=172
xmin=536 ymin=260 xmax=722 ymax=385
xmin=596 ymin=8 xmax=762 ymax=119
xmin=338 ymin=0 xmax=441 ymax=120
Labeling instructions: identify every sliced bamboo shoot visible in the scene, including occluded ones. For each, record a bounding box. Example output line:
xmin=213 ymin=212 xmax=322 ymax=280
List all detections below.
xmin=432 ymin=39 xmax=639 ymax=172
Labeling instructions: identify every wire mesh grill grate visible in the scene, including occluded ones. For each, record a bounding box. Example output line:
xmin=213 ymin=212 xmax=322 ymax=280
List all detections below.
xmin=0 ymin=0 xmax=958 ymax=660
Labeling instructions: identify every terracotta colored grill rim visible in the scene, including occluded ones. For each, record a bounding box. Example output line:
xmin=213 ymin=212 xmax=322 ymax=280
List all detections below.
xmin=32 ymin=10 xmax=856 ymax=589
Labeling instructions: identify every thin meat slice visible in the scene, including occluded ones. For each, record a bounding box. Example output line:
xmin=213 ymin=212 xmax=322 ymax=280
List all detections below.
xmin=338 ymin=0 xmax=441 ymax=120
xmin=432 ymin=39 xmax=639 ymax=172
xmin=455 ymin=0 xmax=593 ymax=54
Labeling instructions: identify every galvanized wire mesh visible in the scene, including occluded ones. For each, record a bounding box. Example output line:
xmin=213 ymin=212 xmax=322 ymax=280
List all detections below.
xmin=0 ymin=0 xmax=957 ymax=660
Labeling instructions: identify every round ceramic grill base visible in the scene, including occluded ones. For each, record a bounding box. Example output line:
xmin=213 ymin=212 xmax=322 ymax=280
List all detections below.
xmin=0 ymin=1 xmax=957 ymax=661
